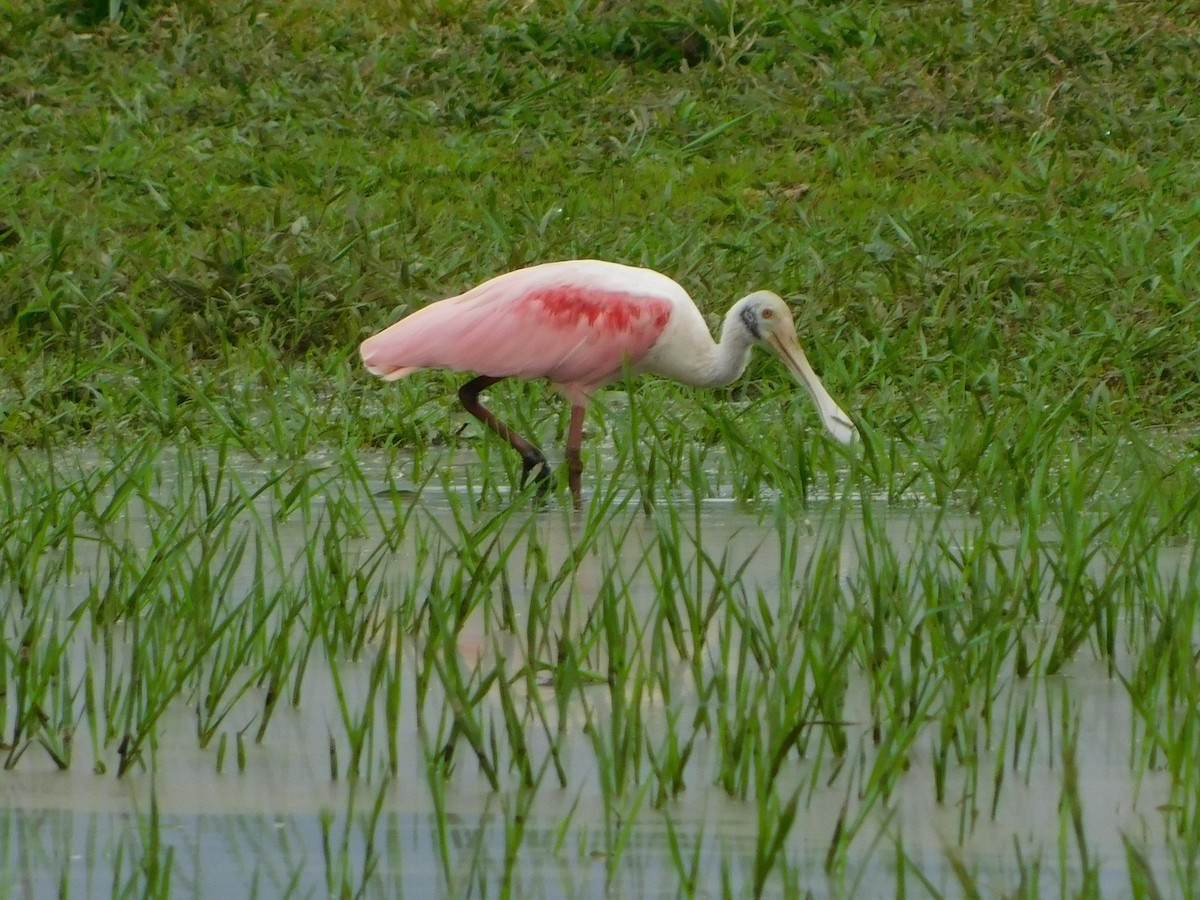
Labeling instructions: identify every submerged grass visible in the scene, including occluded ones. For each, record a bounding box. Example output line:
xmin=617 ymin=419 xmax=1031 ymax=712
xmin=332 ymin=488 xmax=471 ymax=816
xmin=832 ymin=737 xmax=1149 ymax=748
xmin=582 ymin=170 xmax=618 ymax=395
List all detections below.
xmin=3 ymin=432 xmax=1196 ymax=894
xmin=2 ymin=0 xmax=1200 ymax=896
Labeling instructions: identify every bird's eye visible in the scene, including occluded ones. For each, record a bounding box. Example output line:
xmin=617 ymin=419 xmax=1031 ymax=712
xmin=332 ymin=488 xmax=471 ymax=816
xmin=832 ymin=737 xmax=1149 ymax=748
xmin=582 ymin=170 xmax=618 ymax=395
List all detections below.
xmin=761 ymin=308 xmax=774 ymax=320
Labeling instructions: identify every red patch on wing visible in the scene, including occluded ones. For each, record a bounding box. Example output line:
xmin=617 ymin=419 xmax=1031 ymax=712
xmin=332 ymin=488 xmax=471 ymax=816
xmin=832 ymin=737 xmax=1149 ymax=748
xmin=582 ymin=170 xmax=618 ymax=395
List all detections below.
xmin=526 ymin=286 xmax=662 ymax=334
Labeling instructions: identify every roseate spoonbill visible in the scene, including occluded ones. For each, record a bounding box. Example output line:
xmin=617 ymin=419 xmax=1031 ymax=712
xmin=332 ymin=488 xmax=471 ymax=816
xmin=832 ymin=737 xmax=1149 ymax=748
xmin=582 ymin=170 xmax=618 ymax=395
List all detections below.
xmin=360 ymin=259 xmax=856 ymax=506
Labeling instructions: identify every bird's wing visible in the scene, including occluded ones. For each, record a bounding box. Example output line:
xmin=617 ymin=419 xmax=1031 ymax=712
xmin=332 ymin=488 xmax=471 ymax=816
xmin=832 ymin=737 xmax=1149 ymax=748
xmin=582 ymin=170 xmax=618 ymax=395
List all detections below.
xmin=361 ymin=266 xmax=677 ymax=389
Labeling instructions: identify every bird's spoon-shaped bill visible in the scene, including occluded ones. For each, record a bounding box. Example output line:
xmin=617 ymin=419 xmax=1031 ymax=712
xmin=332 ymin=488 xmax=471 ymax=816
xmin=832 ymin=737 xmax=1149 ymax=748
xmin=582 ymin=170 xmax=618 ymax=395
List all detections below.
xmin=766 ymin=330 xmax=857 ymax=446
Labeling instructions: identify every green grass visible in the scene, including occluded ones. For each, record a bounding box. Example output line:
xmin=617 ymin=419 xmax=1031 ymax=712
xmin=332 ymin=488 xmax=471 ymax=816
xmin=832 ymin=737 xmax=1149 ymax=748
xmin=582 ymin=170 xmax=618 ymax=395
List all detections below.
xmin=4 ymin=0 xmax=1200 ymax=446
xmin=2 ymin=0 xmax=1199 ymax=897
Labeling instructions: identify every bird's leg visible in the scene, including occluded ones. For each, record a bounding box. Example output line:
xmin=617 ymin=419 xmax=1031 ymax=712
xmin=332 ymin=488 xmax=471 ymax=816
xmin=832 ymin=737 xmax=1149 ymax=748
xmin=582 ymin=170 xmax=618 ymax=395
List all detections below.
xmin=457 ymin=376 xmax=550 ymax=490
xmin=565 ymin=403 xmax=586 ymax=509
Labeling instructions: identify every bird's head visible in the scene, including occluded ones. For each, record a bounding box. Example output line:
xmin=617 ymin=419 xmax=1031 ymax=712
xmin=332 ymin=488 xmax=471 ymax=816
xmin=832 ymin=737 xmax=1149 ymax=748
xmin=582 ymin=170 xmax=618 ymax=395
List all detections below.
xmin=732 ymin=291 xmax=858 ymax=446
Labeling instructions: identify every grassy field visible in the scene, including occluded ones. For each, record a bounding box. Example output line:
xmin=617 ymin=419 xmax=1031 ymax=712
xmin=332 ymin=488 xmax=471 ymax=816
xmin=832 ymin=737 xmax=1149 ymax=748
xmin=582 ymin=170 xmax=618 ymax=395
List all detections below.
xmin=2 ymin=0 xmax=1199 ymax=896
xmin=4 ymin=0 xmax=1200 ymax=451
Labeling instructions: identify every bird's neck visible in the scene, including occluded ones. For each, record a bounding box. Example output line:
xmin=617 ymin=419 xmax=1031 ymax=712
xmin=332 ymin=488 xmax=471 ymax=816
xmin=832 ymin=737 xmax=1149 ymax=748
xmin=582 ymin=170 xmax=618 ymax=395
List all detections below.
xmin=692 ymin=316 xmax=755 ymax=387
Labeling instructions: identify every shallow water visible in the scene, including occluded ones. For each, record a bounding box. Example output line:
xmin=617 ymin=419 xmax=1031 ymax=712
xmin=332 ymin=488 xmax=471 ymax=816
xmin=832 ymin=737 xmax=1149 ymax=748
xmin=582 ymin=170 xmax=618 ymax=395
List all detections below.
xmin=2 ymin=448 xmax=1197 ymax=897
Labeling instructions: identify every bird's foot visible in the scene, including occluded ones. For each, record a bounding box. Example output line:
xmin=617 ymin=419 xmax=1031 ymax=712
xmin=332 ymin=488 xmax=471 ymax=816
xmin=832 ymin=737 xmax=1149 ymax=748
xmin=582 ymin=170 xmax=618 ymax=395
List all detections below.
xmin=519 ymin=453 xmax=552 ymax=498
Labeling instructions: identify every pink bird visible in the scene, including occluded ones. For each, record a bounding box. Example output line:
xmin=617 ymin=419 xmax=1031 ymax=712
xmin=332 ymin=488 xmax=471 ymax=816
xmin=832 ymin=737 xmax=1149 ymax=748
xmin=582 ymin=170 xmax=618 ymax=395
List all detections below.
xmin=360 ymin=260 xmax=856 ymax=506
